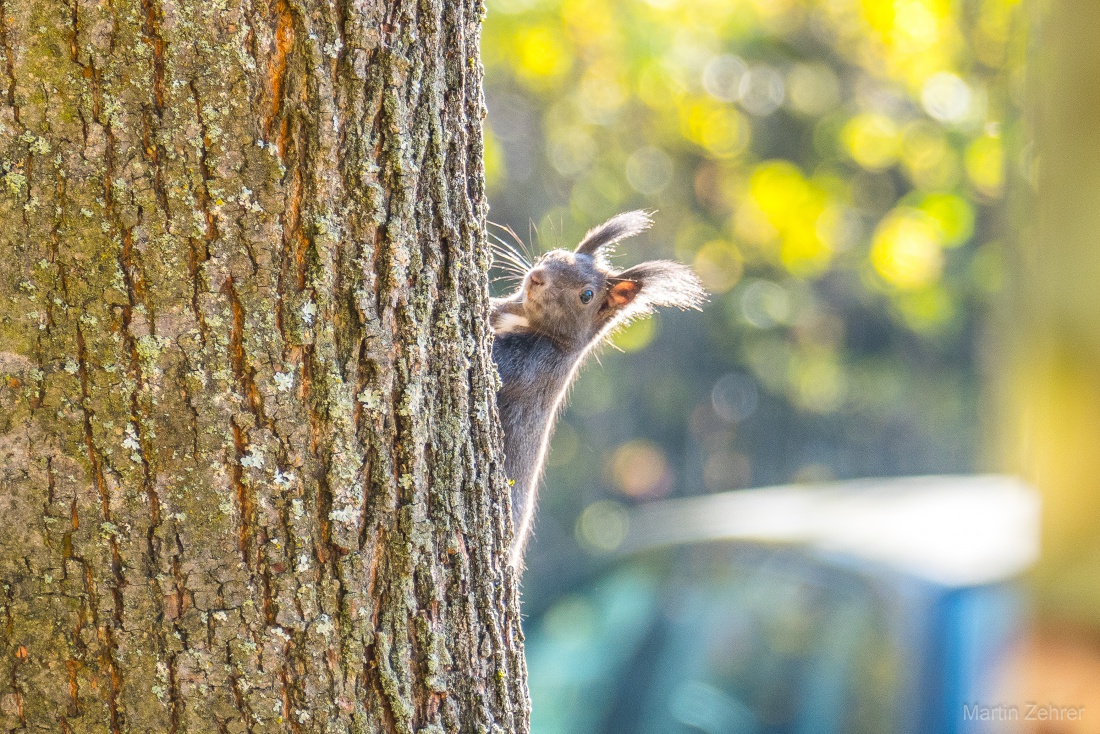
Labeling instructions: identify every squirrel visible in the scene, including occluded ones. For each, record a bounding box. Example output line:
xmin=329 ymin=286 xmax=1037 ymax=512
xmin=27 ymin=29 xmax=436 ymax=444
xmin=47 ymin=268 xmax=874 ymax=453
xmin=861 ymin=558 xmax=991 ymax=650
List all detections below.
xmin=489 ymin=210 xmax=706 ymax=568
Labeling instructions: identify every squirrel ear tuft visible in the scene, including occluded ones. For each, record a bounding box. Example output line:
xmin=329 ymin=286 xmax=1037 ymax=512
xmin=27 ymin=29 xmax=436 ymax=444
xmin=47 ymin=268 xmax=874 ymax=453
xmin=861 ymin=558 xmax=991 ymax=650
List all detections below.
xmin=575 ymin=210 xmax=654 ymax=258
xmin=612 ymin=260 xmax=708 ymax=313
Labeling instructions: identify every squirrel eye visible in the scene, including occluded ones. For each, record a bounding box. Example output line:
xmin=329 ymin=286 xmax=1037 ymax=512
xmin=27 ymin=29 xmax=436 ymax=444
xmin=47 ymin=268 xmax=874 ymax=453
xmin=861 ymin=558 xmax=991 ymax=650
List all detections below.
xmin=579 ymin=289 xmax=594 ymax=304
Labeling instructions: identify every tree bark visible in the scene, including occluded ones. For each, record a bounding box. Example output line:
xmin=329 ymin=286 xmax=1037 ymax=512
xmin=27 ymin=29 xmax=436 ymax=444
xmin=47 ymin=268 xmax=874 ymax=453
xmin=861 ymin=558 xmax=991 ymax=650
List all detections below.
xmin=0 ymin=0 xmax=528 ymax=731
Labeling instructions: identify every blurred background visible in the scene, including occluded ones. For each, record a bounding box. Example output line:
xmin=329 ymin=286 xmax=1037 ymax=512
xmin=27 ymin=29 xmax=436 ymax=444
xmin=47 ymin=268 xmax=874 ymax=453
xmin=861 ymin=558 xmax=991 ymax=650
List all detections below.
xmin=480 ymin=0 xmax=1100 ymax=730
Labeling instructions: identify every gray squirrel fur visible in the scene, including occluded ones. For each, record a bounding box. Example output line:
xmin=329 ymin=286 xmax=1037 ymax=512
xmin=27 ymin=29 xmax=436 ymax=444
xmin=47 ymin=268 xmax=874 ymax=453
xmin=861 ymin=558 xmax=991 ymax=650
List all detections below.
xmin=489 ymin=211 xmax=706 ymax=568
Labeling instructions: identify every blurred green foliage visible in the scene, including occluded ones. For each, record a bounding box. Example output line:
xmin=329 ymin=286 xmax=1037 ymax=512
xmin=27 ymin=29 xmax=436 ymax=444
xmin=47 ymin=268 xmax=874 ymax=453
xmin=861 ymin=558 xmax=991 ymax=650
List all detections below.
xmin=481 ymin=0 xmax=1025 ymax=603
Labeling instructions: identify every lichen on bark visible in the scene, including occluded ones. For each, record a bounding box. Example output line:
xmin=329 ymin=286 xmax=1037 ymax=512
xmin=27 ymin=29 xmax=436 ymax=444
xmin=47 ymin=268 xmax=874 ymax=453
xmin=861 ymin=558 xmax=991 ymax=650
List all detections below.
xmin=0 ymin=0 xmax=527 ymax=731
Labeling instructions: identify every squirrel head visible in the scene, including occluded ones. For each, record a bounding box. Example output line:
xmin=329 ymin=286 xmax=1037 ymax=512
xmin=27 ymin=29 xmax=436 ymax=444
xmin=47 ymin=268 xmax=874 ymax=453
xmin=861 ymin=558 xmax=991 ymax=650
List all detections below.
xmin=491 ymin=211 xmax=707 ymax=353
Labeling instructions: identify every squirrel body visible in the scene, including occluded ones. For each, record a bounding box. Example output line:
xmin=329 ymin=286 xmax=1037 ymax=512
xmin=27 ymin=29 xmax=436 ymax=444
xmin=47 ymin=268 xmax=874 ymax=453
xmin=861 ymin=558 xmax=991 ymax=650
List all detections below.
xmin=490 ymin=211 xmax=705 ymax=568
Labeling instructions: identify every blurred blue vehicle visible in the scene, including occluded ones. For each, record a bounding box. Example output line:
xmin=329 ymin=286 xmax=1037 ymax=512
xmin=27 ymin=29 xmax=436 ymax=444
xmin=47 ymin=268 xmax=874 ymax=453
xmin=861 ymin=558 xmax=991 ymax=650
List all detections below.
xmin=525 ymin=476 xmax=1040 ymax=734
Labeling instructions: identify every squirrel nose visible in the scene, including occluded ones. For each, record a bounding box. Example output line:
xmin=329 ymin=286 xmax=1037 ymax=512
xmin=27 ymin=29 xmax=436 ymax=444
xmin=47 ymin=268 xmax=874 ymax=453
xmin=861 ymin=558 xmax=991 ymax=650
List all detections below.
xmin=527 ymin=269 xmax=546 ymax=288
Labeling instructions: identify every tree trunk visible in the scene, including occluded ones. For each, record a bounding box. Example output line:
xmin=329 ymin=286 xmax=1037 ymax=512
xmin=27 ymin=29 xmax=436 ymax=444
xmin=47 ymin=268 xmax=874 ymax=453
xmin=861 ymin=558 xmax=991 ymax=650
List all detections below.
xmin=999 ymin=0 xmax=1100 ymax=628
xmin=0 ymin=0 xmax=528 ymax=731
